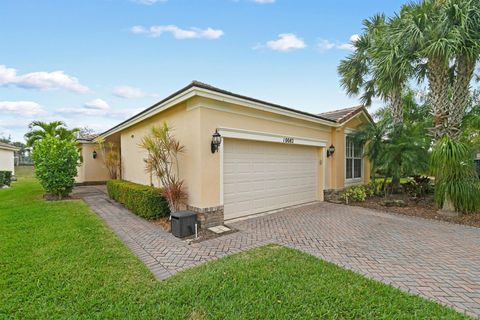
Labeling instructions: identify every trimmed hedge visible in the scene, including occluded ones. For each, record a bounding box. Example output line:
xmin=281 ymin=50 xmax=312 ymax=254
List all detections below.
xmin=0 ymin=171 xmax=12 ymax=187
xmin=106 ymin=180 xmax=170 ymax=219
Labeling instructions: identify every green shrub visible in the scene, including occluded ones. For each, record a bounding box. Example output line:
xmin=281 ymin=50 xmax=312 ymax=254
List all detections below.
xmin=365 ymin=181 xmax=381 ymax=197
xmin=341 ymin=185 xmax=368 ymax=204
xmin=106 ymin=180 xmax=170 ymax=219
xmin=0 ymin=171 xmax=12 ymax=187
xmin=31 ymin=136 xmax=79 ymax=199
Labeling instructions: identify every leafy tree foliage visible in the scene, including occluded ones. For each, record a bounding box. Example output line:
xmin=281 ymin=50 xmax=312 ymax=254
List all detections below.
xmin=31 ymin=136 xmax=79 ymax=199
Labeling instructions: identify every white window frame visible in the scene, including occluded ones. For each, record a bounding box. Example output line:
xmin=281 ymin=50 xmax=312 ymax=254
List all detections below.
xmin=345 ymin=132 xmax=363 ymax=185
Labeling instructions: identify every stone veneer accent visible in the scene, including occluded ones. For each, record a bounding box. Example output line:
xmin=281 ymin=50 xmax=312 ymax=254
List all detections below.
xmin=186 ymin=205 xmax=224 ymax=228
xmin=323 ymin=189 xmax=344 ymax=202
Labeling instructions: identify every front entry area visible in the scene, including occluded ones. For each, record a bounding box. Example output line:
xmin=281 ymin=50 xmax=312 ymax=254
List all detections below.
xmin=223 ymin=138 xmax=320 ymax=220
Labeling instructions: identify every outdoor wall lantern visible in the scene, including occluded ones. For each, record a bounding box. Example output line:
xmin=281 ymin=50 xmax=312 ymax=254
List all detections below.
xmin=326 ymin=144 xmax=335 ymax=158
xmin=92 ymin=150 xmax=97 ymax=159
xmin=211 ymin=129 xmax=222 ymax=153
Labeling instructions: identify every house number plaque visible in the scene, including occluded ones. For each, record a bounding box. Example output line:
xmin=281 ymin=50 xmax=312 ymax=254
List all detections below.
xmin=283 ymin=137 xmax=295 ymax=144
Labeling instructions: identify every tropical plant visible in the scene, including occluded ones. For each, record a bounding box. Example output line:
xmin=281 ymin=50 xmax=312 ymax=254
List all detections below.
xmin=31 ymin=136 xmax=79 ymax=199
xmin=97 ymin=139 xmax=120 ymax=179
xmin=353 ymin=90 xmax=431 ymax=192
xmin=139 ymin=123 xmax=187 ymax=213
xmin=392 ymin=0 xmax=480 ymax=140
xmin=431 ymin=136 xmax=480 ymax=213
xmin=338 ymin=14 xmax=412 ymax=126
xmin=25 ymin=121 xmax=79 ymax=147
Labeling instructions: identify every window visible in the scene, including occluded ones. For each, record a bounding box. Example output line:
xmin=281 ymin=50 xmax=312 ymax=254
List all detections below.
xmin=346 ymin=136 xmax=363 ymax=180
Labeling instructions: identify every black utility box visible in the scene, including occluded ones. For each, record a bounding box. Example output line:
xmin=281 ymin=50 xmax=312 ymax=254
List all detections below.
xmin=171 ymin=211 xmax=197 ymax=238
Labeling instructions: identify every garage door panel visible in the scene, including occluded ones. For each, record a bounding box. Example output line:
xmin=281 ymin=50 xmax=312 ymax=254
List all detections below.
xmin=224 ymin=138 xmax=319 ymax=220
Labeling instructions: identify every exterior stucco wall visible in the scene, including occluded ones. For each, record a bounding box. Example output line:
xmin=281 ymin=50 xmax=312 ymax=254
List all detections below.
xmin=113 ymin=96 xmax=371 ymax=209
xmin=119 ymin=101 xmax=203 ymax=206
xmin=76 ymin=143 xmax=110 ymax=183
xmin=0 ymin=149 xmax=15 ymax=174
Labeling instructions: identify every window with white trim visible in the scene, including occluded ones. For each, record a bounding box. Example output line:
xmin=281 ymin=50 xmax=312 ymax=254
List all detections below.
xmin=346 ymin=136 xmax=363 ymax=180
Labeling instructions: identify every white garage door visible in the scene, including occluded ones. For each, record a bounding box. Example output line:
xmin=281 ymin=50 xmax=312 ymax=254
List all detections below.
xmin=223 ymin=138 xmax=318 ymax=220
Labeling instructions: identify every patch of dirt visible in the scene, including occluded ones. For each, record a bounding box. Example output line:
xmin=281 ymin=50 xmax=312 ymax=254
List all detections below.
xmin=346 ymin=194 xmax=480 ymax=228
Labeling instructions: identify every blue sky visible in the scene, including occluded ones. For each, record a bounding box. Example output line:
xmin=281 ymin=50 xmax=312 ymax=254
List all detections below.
xmin=0 ymin=0 xmax=405 ymax=142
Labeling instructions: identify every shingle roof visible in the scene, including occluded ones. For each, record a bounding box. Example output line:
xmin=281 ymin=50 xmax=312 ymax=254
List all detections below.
xmin=99 ymin=81 xmax=374 ymax=138
xmin=318 ymin=105 xmax=372 ymax=124
xmin=76 ymin=133 xmax=98 ymax=143
xmin=100 ymin=81 xmax=340 ymax=138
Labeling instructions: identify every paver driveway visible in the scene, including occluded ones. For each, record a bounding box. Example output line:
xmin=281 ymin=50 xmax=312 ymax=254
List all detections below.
xmin=75 ymin=186 xmax=480 ymax=318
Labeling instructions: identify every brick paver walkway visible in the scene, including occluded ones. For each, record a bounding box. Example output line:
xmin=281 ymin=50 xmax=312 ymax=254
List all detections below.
xmin=75 ymin=186 xmax=480 ymax=318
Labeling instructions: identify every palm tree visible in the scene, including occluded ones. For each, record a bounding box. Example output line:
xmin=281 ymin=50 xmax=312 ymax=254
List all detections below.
xmin=338 ymin=14 xmax=412 ymax=127
xmin=353 ymin=90 xmax=431 ymax=191
xmin=392 ymin=0 xmax=480 ymax=140
xmin=25 ymin=121 xmax=79 ymax=147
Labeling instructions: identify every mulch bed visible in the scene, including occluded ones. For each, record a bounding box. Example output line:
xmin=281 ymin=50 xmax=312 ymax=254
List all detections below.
xmin=346 ymin=194 xmax=480 ymax=228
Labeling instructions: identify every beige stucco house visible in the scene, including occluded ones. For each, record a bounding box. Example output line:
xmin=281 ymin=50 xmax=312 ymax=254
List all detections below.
xmin=77 ymin=81 xmax=372 ymax=224
xmin=0 ymin=142 xmax=19 ymax=175
xmin=75 ymin=137 xmax=111 ymax=185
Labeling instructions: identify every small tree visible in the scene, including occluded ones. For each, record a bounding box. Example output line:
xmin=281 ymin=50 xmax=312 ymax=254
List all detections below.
xmin=32 ymin=136 xmax=79 ymax=199
xmin=140 ymin=123 xmax=187 ymax=213
xmin=97 ymin=139 xmax=120 ymax=179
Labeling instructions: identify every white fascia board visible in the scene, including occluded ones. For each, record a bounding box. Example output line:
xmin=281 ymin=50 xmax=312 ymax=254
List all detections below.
xmin=98 ymin=88 xmax=197 ymax=139
xmin=218 ymin=127 xmax=327 ymax=147
xmin=0 ymin=145 xmax=19 ymax=151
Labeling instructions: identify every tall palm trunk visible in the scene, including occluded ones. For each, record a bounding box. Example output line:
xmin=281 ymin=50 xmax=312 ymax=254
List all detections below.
xmin=449 ymin=55 xmax=476 ymax=139
xmin=427 ymin=57 xmax=450 ymax=140
xmin=390 ymin=89 xmax=403 ymax=127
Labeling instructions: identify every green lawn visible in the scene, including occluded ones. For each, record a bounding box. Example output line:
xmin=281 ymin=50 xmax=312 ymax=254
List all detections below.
xmin=0 ymin=169 xmax=469 ymax=319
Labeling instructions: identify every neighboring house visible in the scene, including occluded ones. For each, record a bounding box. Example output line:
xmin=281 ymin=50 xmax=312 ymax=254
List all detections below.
xmin=0 ymin=142 xmax=20 ymax=175
xmin=77 ymin=81 xmax=372 ymax=224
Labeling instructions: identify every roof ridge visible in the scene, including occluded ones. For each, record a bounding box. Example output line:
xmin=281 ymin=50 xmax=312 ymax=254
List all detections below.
xmin=318 ymin=105 xmax=363 ymax=116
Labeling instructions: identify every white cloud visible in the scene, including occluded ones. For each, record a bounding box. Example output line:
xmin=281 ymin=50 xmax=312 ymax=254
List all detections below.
xmin=317 ymin=34 xmax=359 ymax=52
xmin=0 ymin=101 xmax=46 ymax=117
xmin=265 ymin=33 xmax=306 ymax=52
xmin=112 ymin=86 xmax=146 ymax=98
xmin=84 ymin=98 xmax=110 ymax=110
xmin=350 ymin=34 xmax=360 ymax=43
xmin=131 ymin=25 xmax=147 ymax=34
xmin=131 ymin=0 xmax=166 ymax=4
xmin=253 ymin=0 xmax=275 ymax=3
xmin=0 ymin=65 xmax=89 ymax=93
xmin=131 ymin=25 xmax=224 ymax=40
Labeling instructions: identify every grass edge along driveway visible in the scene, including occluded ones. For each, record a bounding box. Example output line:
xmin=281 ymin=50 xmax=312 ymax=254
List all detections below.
xmin=0 ymin=169 xmax=471 ymax=319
